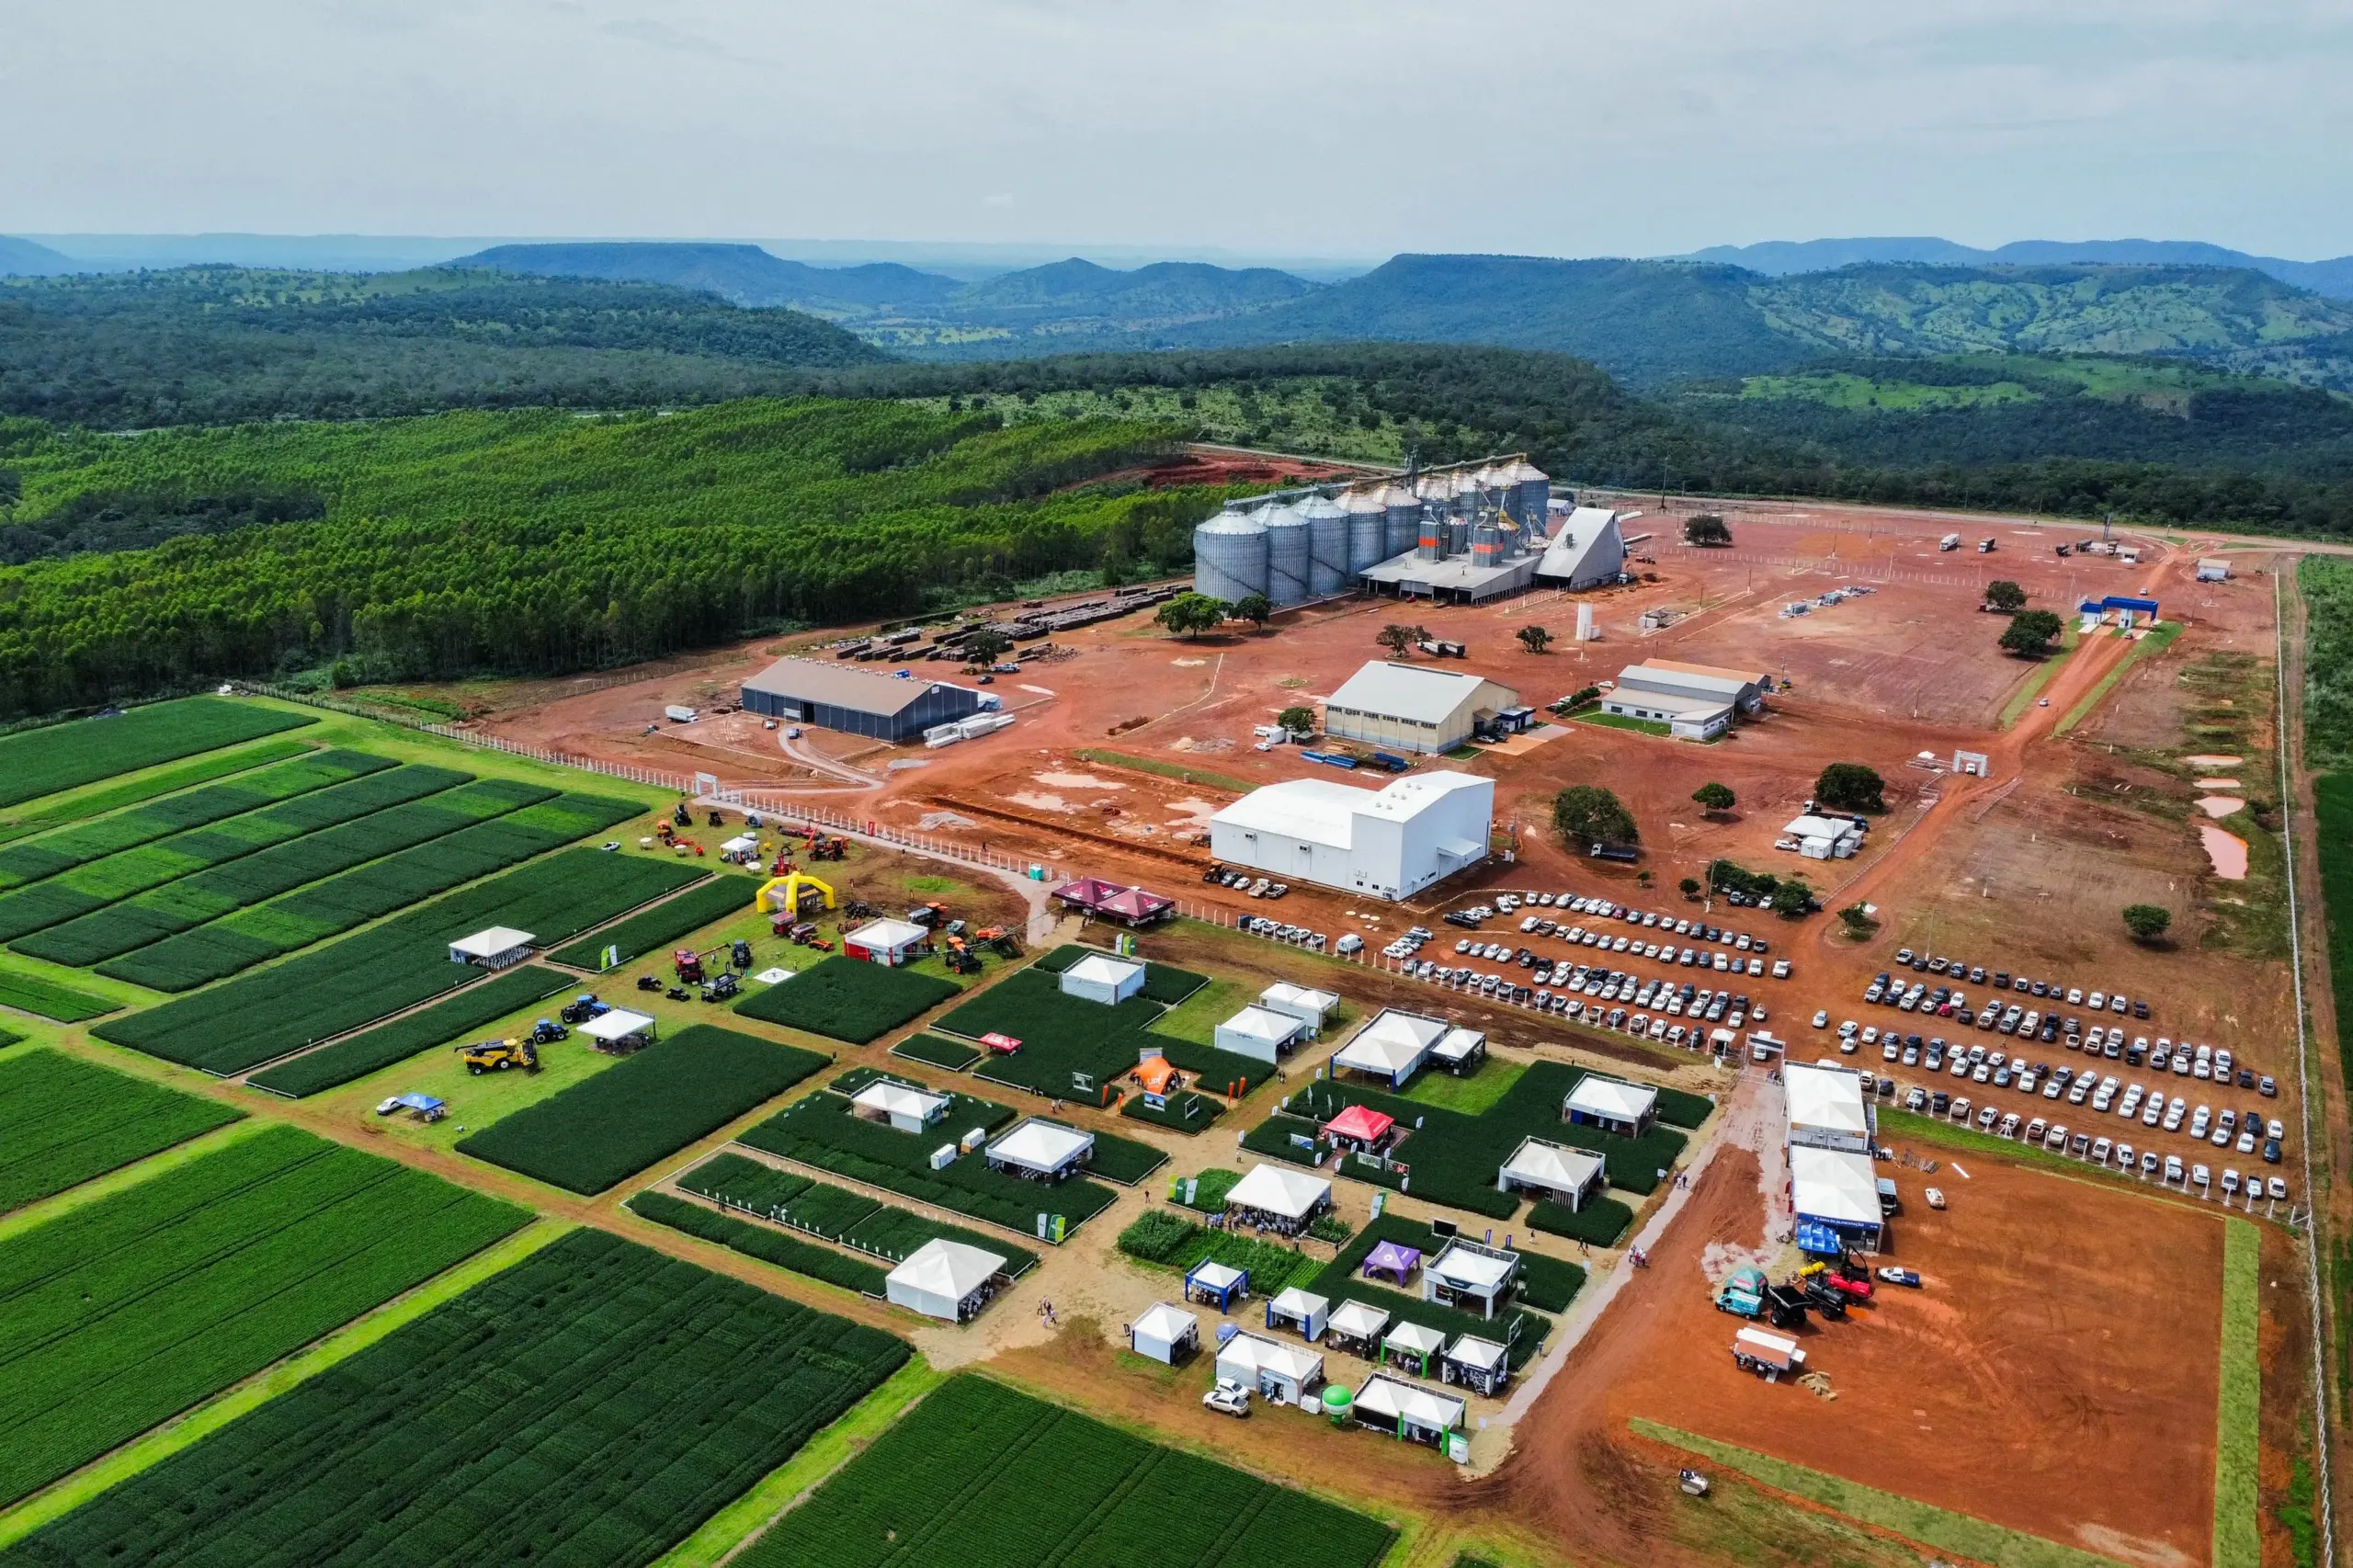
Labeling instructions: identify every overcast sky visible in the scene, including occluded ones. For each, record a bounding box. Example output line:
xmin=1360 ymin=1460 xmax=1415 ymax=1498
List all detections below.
xmin=6 ymin=0 xmax=2350 ymax=260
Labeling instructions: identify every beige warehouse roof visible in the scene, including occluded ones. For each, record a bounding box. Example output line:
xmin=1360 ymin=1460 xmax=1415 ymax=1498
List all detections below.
xmin=1325 ymin=661 xmax=1516 ymax=725
xmin=743 ymin=657 xmax=973 ymax=718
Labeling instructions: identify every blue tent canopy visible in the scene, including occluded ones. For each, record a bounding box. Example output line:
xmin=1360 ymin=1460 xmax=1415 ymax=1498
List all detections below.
xmin=1794 ymin=1219 xmax=1847 ymax=1256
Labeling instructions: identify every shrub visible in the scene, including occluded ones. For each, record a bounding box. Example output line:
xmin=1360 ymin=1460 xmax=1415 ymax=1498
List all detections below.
xmin=1552 ymin=783 xmax=1638 ymax=847
xmin=2122 ymin=903 xmax=2172 ymax=942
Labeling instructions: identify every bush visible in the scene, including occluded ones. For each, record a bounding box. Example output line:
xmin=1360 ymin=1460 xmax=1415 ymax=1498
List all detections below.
xmin=1683 ymin=514 xmax=1732 ymax=547
xmin=2122 ymin=903 xmax=2173 ymax=942
xmin=2000 ymin=608 xmax=2063 ymax=655
xmin=733 ymin=955 xmax=960 ymax=1044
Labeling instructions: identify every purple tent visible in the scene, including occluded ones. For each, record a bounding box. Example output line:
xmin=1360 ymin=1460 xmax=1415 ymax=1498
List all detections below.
xmin=1361 ymin=1241 xmax=1422 ymax=1286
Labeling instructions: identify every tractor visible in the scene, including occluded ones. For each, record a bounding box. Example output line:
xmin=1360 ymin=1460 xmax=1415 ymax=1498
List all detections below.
xmin=1799 ymin=1261 xmax=1874 ymax=1301
xmin=808 ymin=833 xmax=846 ymax=862
xmin=673 ymin=948 xmax=706 ymax=984
xmin=457 ymin=1037 xmax=539 ymax=1075
xmin=654 ymin=820 xmax=676 ymax=845
xmin=672 ymin=802 xmax=692 ymax=828
xmin=707 ymin=809 xmax=724 ymax=827
xmin=974 ymin=926 xmax=1020 ymax=959
xmin=529 ymin=1018 xmax=568 ymax=1045
xmin=559 ymin=994 xmax=604 ymax=1026
xmin=944 ymin=937 xmax=982 ymax=975
xmin=701 ymin=971 xmax=741 ymax=1002
xmin=730 ymin=939 xmax=753 ymax=970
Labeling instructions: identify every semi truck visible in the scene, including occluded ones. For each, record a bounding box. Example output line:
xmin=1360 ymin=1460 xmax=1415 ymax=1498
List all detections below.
xmin=1938 ymin=532 xmax=1961 ymax=551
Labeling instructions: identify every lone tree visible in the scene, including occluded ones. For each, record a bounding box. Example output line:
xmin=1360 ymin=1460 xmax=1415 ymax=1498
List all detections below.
xmin=1553 ymin=784 xmax=1639 ymax=848
xmin=961 ymin=627 xmax=1013 ymax=666
xmin=1677 ymin=876 xmax=1702 ymax=899
xmin=1375 ymin=623 xmax=1416 ymax=657
xmin=1837 ymin=903 xmax=1879 ymax=937
xmin=1276 ymin=704 xmax=1316 ymax=736
xmin=1999 ymin=608 xmax=2064 ymax=657
xmin=1815 ymin=762 xmax=1885 ymax=813
xmin=1231 ymin=593 xmax=1272 ymax=631
xmin=1154 ymin=593 xmax=1228 ymax=640
xmin=1516 ymin=625 xmax=1552 ymax=654
xmin=1684 ymin=514 xmax=1733 ymax=547
xmin=1691 ymin=781 xmax=1736 ymax=814
xmin=2122 ymin=903 xmax=2173 ymax=943
xmin=1984 ymin=579 xmax=2028 ymax=613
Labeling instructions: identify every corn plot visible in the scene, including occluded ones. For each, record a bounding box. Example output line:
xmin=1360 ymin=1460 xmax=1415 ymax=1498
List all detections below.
xmin=456 ymin=1024 xmax=825 ymax=1195
xmin=546 ymin=873 xmax=751 ymax=969
xmin=736 ymin=1375 xmax=1396 ymax=1568
xmin=0 ymin=1123 xmax=526 ymax=1508
xmin=247 ymin=965 xmax=573 ymax=1097
xmin=0 ymin=747 xmax=387 ymax=890
xmin=0 ymin=1048 xmax=243 ymax=1216
xmin=0 ymin=1229 xmax=908 ymax=1568
xmin=679 ymin=1151 xmax=1040 ymax=1274
xmin=2 ymin=763 xmax=482 ymax=957
xmin=97 ymin=788 xmax=631 ymax=992
xmin=95 ymin=848 xmax=702 ymax=1074
xmin=0 ymin=698 xmax=313 ymax=812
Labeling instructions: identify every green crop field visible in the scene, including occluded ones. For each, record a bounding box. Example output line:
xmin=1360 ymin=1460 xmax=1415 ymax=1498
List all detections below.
xmin=0 ymin=737 xmax=316 ymax=848
xmin=9 ymin=767 xmax=517 ymax=965
xmin=95 ymin=848 xmax=704 ymax=1073
xmin=0 ymin=699 xmax=313 ymax=811
xmin=890 ymin=1032 xmax=981 ymax=1071
xmin=0 ymin=747 xmax=392 ymax=892
xmin=1300 ymin=1215 xmax=1562 ymax=1369
xmin=941 ymin=967 xmax=1171 ymax=1096
xmin=0 ymin=1229 xmax=908 ymax=1568
xmin=1115 ymin=1209 xmax=1324 ymax=1295
xmin=733 ymin=954 xmax=960 ymax=1044
xmin=0 ymin=1049 xmax=244 ymax=1215
xmin=1029 ymin=942 xmax=1208 ymax=1002
xmin=735 ymin=1375 xmax=1396 ymax=1568
xmin=1119 ymin=1088 xmax=1223 ymax=1132
xmin=0 ymin=966 xmax=118 ymax=1023
xmin=247 ymin=965 xmax=574 ymax=1097
xmin=677 ymin=1151 xmax=1039 ymax=1275
xmin=1086 ymin=1127 xmax=1169 ymax=1185
xmin=98 ymin=789 xmax=637 ymax=991
xmin=456 ymin=1024 xmax=826 ymax=1194
xmin=0 ymin=1123 xmax=526 ymax=1507
xmin=1528 ymin=1196 xmax=1636 ymax=1248
xmin=547 ymin=873 xmax=750 ymax=969
xmin=739 ymin=1083 xmax=1116 ymax=1238
xmin=627 ymin=1189 xmax=889 ymax=1295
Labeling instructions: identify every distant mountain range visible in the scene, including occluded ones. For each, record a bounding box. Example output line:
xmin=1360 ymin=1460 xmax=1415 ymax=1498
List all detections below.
xmin=0 ymin=236 xmax=79 ymax=277
xmin=1676 ymin=236 xmax=2353 ymax=299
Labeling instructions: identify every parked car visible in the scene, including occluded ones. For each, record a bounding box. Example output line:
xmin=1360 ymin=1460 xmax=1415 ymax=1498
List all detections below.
xmin=1202 ymin=1380 xmax=1252 ymax=1417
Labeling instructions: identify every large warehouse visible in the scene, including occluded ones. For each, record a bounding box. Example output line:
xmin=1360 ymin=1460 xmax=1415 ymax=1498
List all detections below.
xmin=738 ymin=658 xmax=985 ymax=743
xmin=1322 ymin=662 xmax=1521 ymax=755
xmin=1532 ymin=506 xmax=1629 ymax=590
xmin=1209 ymin=771 xmax=1494 ymax=900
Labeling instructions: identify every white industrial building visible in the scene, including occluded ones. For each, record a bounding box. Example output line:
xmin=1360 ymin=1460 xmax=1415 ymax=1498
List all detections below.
xmin=1782 ymin=813 xmax=1863 ymax=859
xmin=1320 ymin=662 xmax=1520 ymax=756
xmin=1784 ymin=1062 xmax=1873 ymax=1153
xmin=1058 ymin=952 xmax=1145 ymax=1006
xmin=1533 ymin=507 xmax=1630 ymax=590
xmin=1209 ymin=771 xmax=1494 ymax=900
xmin=2197 ymin=558 xmax=2231 ymax=582
xmin=1599 ymin=686 xmax=1733 ymax=741
xmin=1617 ymin=660 xmax=1768 ymax=713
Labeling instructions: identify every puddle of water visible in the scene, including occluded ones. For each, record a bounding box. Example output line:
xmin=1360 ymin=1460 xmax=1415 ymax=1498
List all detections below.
xmin=2183 ymin=754 xmax=2243 ymax=768
xmin=1165 ymin=797 xmax=1219 ymax=823
xmin=1035 ymin=771 xmax=1122 ymax=790
xmin=2194 ymin=778 xmax=2241 ymax=790
xmin=1006 ymin=791 xmax=1073 ymax=813
xmin=2200 ymin=824 xmax=2248 ymax=880
xmin=2197 ymin=796 xmax=2244 ymax=819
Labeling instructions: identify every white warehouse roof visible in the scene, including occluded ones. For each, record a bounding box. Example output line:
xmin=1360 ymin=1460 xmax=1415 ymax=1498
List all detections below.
xmin=1329 ymin=1301 xmax=1391 ymax=1339
xmin=1789 ymin=1145 xmax=1882 ymax=1225
xmin=1783 ymin=1062 xmax=1870 ymax=1136
xmin=1325 ymin=662 xmax=1515 ymax=725
xmin=1785 ymin=813 xmax=1862 ymax=841
xmin=1259 ymin=982 xmax=1339 ymax=1019
xmin=1219 ymin=1006 xmax=1305 ymax=1048
xmin=1564 ymin=1074 xmax=1658 ymax=1124
xmin=1211 ymin=772 xmax=1494 ymax=853
xmin=1224 ymin=1164 xmax=1331 ymax=1221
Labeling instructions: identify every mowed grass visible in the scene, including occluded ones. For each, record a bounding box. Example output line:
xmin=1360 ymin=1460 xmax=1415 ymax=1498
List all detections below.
xmin=1628 ymin=1418 xmax=2134 ymax=1568
xmin=0 ymin=1050 xmax=243 ymax=1216
xmin=247 ymin=964 xmax=574 ymax=1097
xmin=0 ymin=1123 xmax=527 ymax=1508
xmin=2214 ymin=1219 xmax=2261 ymax=1568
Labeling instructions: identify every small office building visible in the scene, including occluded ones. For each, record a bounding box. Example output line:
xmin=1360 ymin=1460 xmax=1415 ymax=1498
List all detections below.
xmin=1599 ymin=686 xmax=1733 ymax=741
xmin=739 ymin=657 xmax=984 ymax=743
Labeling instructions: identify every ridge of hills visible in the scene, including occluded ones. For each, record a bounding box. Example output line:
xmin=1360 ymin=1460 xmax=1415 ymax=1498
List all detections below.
xmin=1677 ymin=234 xmax=2353 ymax=298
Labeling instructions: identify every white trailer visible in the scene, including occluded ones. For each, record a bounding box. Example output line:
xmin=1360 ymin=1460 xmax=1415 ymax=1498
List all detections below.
xmin=664 ymin=705 xmax=699 ymax=723
xmin=1732 ymin=1325 xmax=1806 ymax=1380
xmin=1938 ymin=533 xmax=1961 ymax=551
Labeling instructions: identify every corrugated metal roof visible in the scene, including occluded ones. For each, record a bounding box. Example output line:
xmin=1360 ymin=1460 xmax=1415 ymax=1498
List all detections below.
xmin=1325 ymin=661 xmax=1511 ymax=725
xmin=743 ymin=657 xmax=973 ymax=718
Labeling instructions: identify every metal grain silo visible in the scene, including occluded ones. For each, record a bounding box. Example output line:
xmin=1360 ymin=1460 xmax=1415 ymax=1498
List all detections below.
xmin=1300 ymin=492 xmax=1349 ymax=597
xmin=1506 ymin=460 xmax=1551 ymax=534
xmin=1192 ymin=508 xmax=1269 ymax=605
xmin=1263 ymin=502 xmax=1311 ymax=606
xmin=1449 ymin=471 xmax=1483 ymax=517
xmin=1416 ymin=502 xmax=1446 ymax=562
xmin=1343 ymin=488 xmax=1387 ymax=575
xmin=1469 ymin=519 xmax=1502 ymax=568
xmin=1382 ymin=486 xmax=1420 ymax=558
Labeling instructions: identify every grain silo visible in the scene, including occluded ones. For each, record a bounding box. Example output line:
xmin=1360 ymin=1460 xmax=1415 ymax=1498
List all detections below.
xmin=1382 ymin=486 xmax=1421 ymax=559
xmin=1263 ymin=502 xmax=1312 ymax=606
xmin=1193 ymin=508 xmax=1270 ymax=605
xmin=1416 ymin=503 xmax=1446 ymax=562
xmin=1301 ymin=492 xmax=1349 ymax=597
xmin=1343 ymin=488 xmax=1387 ymax=577
xmin=1449 ymin=471 xmax=1483 ymax=517
xmin=1469 ymin=519 xmax=1503 ymax=569
xmin=1506 ymin=460 xmax=1551 ymax=534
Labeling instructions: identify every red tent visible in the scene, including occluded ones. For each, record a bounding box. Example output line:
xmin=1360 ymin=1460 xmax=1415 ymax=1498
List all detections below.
xmin=1097 ymin=886 xmax=1175 ymax=925
xmin=981 ymin=1032 xmax=1023 ymax=1054
xmin=1324 ymin=1105 xmax=1396 ymax=1146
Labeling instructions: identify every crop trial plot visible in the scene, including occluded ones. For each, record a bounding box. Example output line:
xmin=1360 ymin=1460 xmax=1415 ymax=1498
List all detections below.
xmin=930 ymin=945 xmax=1243 ymax=1101
xmin=547 ymin=873 xmax=753 ymax=969
xmin=733 ymin=953 xmax=961 ymax=1044
xmin=0 ymin=737 xmax=317 ymax=851
xmin=890 ymin=1032 xmax=982 ymax=1071
xmin=0 ymin=1122 xmax=526 ymax=1507
xmin=0 ymin=1229 xmax=907 ymax=1568
xmin=734 ymin=1374 xmax=1396 ymax=1568
xmin=0 ymin=697 xmax=313 ymax=812
xmin=0 ymin=1048 xmax=243 ymax=1215
xmin=627 ymin=1190 xmax=892 ymax=1295
xmin=676 ymin=1151 xmax=1040 ymax=1276
xmin=739 ymin=1074 xmax=1118 ymax=1237
xmin=247 ymin=965 xmax=574 ymax=1097
xmin=456 ymin=1024 xmax=827 ymax=1194
xmin=95 ymin=847 xmax=703 ymax=1074
xmin=0 ymin=967 xmax=118 ymax=1023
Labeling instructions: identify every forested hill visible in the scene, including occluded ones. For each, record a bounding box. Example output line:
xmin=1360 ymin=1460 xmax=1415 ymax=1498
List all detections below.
xmin=459 ymin=243 xmax=964 ymax=313
xmin=0 ymin=267 xmax=888 ymax=427
xmin=0 ymin=401 xmax=1211 ymax=715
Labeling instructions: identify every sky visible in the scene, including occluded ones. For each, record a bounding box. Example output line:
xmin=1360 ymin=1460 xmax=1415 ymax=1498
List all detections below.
xmin=6 ymin=0 xmax=2351 ymax=262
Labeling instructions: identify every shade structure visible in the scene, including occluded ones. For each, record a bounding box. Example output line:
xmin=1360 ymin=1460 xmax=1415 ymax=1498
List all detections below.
xmin=1128 ymin=1301 xmax=1199 ymax=1364
xmin=1323 ymin=1104 xmax=1395 ymax=1146
xmin=885 ymin=1238 xmax=1006 ymax=1322
xmin=1223 ymin=1164 xmax=1331 ymax=1224
xmin=1361 ymin=1240 xmax=1421 ymax=1284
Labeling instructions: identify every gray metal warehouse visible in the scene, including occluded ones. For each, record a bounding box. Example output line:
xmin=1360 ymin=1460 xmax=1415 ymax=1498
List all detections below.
xmin=739 ymin=658 xmax=985 ymax=742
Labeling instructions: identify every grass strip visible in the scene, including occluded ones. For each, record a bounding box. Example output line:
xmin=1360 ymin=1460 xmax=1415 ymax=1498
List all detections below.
xmin=0 ymin=1221 xmax=565 ymax=1551
xmin=1875 ymin=1108 xmax=2168 ymax=1198
xmin=2056 ymin=620 xmax=2182 ymax=734
xmin=1071 ymin=748 xmax=1255 ymax=793
xmin=1628 ymin=1417 xmax=2132 ymax=1568
xmin=0 ymin=968 xmax=116 ymax=1024
xmin=649 ymin=1359 xmax=947 ymax=1568
xmin=1560 ymin=702 xmax=1673 ymax=738
xmin=0 ymin=739 xmax=314 ymax=847
xmin=2213 ymin=1218 xmax=2261 ymax=1568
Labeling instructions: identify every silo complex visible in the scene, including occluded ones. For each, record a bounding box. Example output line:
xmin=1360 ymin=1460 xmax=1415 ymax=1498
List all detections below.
xmin=1344 ymin=489 xmax=1387 ymax=576
xmin=1263 ymin=504 xmax=1312 ymax=605
xmin=1193 ymin=509 xmax=1270 ymax=605
xmin=1301 ymin=493 xmax=1349 ymax=596
xmin=1381 ymin=486 xmax=1420 ymax=558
